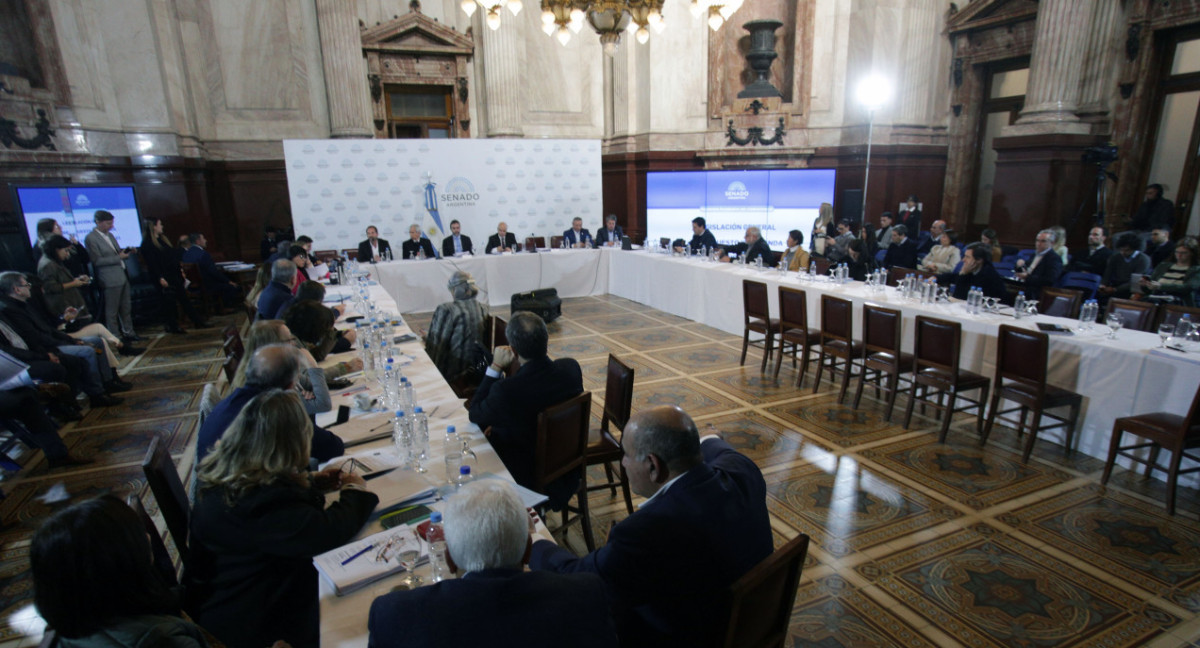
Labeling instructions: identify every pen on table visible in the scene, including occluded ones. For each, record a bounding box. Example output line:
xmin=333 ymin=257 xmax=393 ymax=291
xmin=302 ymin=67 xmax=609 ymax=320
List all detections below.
xmin=341 ymin=544 xmax=374 ymax=566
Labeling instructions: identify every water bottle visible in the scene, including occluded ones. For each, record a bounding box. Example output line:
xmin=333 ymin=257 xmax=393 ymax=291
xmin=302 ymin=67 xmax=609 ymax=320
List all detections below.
xmin=418 ymin=245 xmax=425 ymax=260
xmin=393 ymin=410 xmax=412 ymax=465
xmin=362 ymin=342 xmax=376 ymax=382
xmin=426 ymin=511 xmax=449 ymax=582
xmin=808 ymin=261 xmax=816 ymax=278
xmin=755 ymin=255 xmax=763 ymax=271
xmin=1014 ymin=292 xmax=1026 ymax=320
xmin=1175 ymin=313 xmax=1193 ymax=340
xmin=401 ymin=377 xmax=416 ymax=413
xmin=455 ymin=464 xmax=473 ymax=491
xmin=411 ymin=406 xmax=429 ymax=473
xmin=1079 ymin=300 xmax=1093 ymax=330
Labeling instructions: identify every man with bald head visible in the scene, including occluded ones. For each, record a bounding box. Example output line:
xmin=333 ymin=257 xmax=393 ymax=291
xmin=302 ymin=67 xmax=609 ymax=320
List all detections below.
xmin=401 ymin=224 xmax=437 ymax=260
xmin=196 ymin=343 xmax=345 ymax=462
xmin=486 ymin=222 xmax=518 ymax=254
xmin=917 ymin=219 xmax=946 ymax=256
xmin=530 ymin=405 xmax=772 ymax=647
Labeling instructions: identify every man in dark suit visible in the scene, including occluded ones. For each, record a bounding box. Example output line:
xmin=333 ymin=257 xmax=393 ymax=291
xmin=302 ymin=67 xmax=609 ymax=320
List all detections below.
xmin=486 ymin=222 xmax=519 ymax=254
xmin=1014 ymin=228 xmax=1063 ymax=298
xmin=594 ymin=214 xmax=624 ymax=247
xmin=916 ymin=220 xmax=945 ymax=257
xmin=197 ymin=344 xmax=343 ymax=463
xmin=260 ymin=226 xmax=279 ymax=261
xmin=719 ymin=226 xmax=774 ymax=266
xmin=883 ymin=224 xmax=919 ymax=269
xmin=562 ymin=217 xmax=593 ymax=248
xmin=441 ymin=219 xmax=474 ymax=257
xmin=530 ymin=405 xmax=772 ymax=648
xmin=256 ymin=260 xmax=296 ymax=320
xmin=681 ymin=216 xmax=719 ymax=254
xmin=356 ymin=225 xmax=392 ymax=263
xmin=468 ymin=312 xmax=583 ymax=509
xmin=940 ymin=244 xmax=1008 ymax=300
xmin=181 ymin=233 xmax=243 ymax=306
xmin=1066 ymin=225 xmax=1113 ymax=276
xmin=1147 ymin=228 xmax=1174 ymax=268
xmin=1099 ymin=233 xmax=1152 ymax=302
xmin=401 ymin=224 xmax=437 ymax=260
xmin=368 ymin=481 xmax=618 ymax=648
xmin=899 ymin=194 xmax=922 ymax=233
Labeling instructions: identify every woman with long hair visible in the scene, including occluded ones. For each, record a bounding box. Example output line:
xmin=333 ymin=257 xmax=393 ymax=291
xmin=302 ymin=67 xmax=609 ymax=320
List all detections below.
xmin=282 ymin=281 xmax=356 ymax=359
xmin=919 ymin=229 xmax=962 ymax=274
xmin=33 ymin=218 xmax=90 ymax=275
xmin=810 ymin=202 xmax=836 ymax=258
xmin=32 ymin=494 xmax=210 ymax=645
xmin=188 ymin=389 xmax=377 ymax=648
xmin=140 ymin=217 xmax=209 ymax=334
xmin=37 ymin=235 xmax=141 ymax=360
xmin=1135 ymin=236 xmax=1200 ymax=306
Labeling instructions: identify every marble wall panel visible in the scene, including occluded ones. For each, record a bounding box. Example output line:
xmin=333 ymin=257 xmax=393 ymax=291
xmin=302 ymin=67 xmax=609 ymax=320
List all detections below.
xmin=96 ymin=0 xmax=172 ymax=129
xmin=48 ymin=0 xmax=117 ymax=123
xmin=212 ymin=0 xmax=297 ymax=110
xmin=648 ymin=1 xmax=708 ymax=132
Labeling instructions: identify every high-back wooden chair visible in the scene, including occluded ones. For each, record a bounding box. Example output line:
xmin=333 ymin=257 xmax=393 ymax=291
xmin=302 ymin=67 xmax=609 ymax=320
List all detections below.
xmin=1104 ymin=298 xmax=1156 ymax=332
xmin=717 ymin=533 xmax=811 ymax=648
xmin=584 ymin=354 xmax=635 ymax=514
xmin=141 ymin=435 xmax=191 ymax=566
xmin=535 ymin=391 xmax=595 ymax=551
xmin=773 ymin=287 xmax=820 ymax=387
xmin=1101 ymin=381 xmax=1200 ymax=515
xmin=812 ymin=295 xmax=860 ymax=403
xmin=851 ymin=304 xmax=912 ymax=421
xmin=740 ymin=280 xmax=779 ymax=373
xmin=903 ymin=316 xmax=991 ymax=442
xmin=1038 ymin=287 xmax=1083 ymax=319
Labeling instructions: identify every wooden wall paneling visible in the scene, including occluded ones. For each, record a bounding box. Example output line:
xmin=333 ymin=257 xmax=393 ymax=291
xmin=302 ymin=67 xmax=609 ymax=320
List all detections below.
xmin=988 ymin=133 xmax=1104 ymax=245
xmin=211 ymin=160 xmax=290 ymax=263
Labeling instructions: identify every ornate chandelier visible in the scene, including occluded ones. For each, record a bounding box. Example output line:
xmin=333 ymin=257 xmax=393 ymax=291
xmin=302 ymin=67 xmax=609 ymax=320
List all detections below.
xmin=459 ymin=0 xmax=743 ymax=56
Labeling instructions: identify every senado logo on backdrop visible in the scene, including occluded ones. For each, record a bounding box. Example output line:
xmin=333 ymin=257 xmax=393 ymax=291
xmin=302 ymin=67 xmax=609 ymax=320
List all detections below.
xmin=724 ymin=181 xmax=750 ymax=200
xmin=441 ymin=177 xmax=481 ymax=207
xmin=74 ymin=194 xmax=91 ymax=207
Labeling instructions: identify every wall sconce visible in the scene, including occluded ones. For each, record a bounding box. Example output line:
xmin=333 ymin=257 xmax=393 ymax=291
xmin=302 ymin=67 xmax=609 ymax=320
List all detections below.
xmin=457 ymin=77 xmax=469 ymax=103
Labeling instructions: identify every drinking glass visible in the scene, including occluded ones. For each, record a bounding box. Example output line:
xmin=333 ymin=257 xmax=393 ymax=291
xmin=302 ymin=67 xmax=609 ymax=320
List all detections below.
xmin=398 ymin=547 xmax=422 ymax=589
xmin=1106 ymin=313 xmax=1123 ymax=339
xmin=1159 ymin=322 xmax=1174 ymax=348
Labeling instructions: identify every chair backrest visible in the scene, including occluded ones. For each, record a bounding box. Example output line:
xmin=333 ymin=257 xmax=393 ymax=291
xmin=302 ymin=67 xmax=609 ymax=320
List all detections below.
xmin=524 ymin=236 xmax=545 ymax=250
xmin=141 ymin=435 xmax=191 ymax=563
xmin=1155 ymin=303 xmax=1200 ymax=330
xmin=995 ymin=324 xmax=1048 ymax=390
xmin=742 ymin=280 xmax=770 ymax=323
xmin=1104 ymin=298 xmax=1157 ymax=332
xmin=1058 ymin=271 xmax=1101 ymax=300
xmin=862 ymin=304 xmax=902 ymax=357
xmin=819 ymin=295 xmax=853 ymax=342
xmin=603 ymin=354 xmax=635 ymax=433
xmin=313 ymin=249 xmax=338 ymax=264
xmin=913 ymin=316 xmax=962 ymax=375
xmin=222 ymin=353 xmax=240 ymax=383
xmin=1016 ymin=248 xmax=1036 ymax=264
xmin=534 ymin=391 xmax=592 ymax=489
xmin=340 ymin=248 xmax=358 ymax=262
xmin=1038 ymin=287 xmax=1083 ymax=319
xmin=777 ymin=286 xmax=808 ymax=332
xmin=812 ymin=257 xmax=831 ymax=276
xmin=222 ymin=325 xmax=244 ymax=360
xmin=719 ymin=533 xmax=811 ymax=648
xmin=492 ymin=315 xmax=509 ymax=348
xmin=126 ymin=494 xmax=179 ymax=587
xmin=550 ymin=235 xmax=564 ymax=249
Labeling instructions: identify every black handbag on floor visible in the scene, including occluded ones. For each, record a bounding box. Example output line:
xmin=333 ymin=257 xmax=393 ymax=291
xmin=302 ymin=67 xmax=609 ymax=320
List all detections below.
xmin=511 ymin=288 xmax=562 ymax=322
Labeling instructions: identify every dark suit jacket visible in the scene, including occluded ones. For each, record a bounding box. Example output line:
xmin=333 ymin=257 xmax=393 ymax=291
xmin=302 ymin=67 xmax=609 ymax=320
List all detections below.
xmin=687 ymin=229 xmax=719 ymax=253
xmin=0 ymin=296 xmax=74 ymax=354
xmin=1066 ymin=246 xmax=1113 ymax=276
xmin=197 ymin=385 xmax=345 ymax=463
xmin=595 ymin=226 xmax=624 ymax=247
xmin=468 ymin=356 xmax=583 ymax=508
xmin=883 ymin=237 xmax=919 ymax=270
xmin=368 ymin=569 xmax=618 ymax=648
xmin=562 ymin=228 xmax=593 ymax=248
xmin=357 ymin=238 xmax=392 ymax=263
xmin=260 ymin=237 xmax=279 ymax=261
xmin=916 ymin=232 xmax=935 ymax=257
xmin=256 ymin=281 xmax=294 ymax=321
xmin=189 ymin=480 xmax=377 ymax=648
xmin=181 ymin=246 xmax=233 ymax=291
xmin=140 ymin=241 xmax=185 ymax=288
xmin=1102 ymin=250 xmax=1151 ymax=296
xmin=1021 ymin=250 xmax=1063 ymax=298
xmin=899 ymin=208 xmax=922 ymax=233
xmin=941 ymin=264 xmax=1008 ymax=300
xmin=1149 ymin=239 xmax=1175 ymax=269
xmin=487 ymin=232 xmax=519 ymax=254
xmin=401 ymin=238 xmax=436 ymax=260
xmin=724 ymin=238 xmax=775 ymax=266
xmin=530 ymin=439 xmax=772 ymax=648
xmin=441 ymin=234 xmax=474 ymax=257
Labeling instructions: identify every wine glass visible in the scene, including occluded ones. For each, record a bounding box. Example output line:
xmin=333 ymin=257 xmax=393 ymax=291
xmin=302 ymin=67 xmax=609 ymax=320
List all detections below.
xmin=1159 ymin=322 xmax=1174 ymax=348
xmin=1106 ymin=313 xmax=1123 ymax=339
xmin=398 ymin=545 xmax=422 ymax=589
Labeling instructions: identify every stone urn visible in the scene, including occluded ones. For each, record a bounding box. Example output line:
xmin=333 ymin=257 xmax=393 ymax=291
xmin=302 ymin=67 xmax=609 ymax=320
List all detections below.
xmin=738 ymin=19 xmax=783 ymax=99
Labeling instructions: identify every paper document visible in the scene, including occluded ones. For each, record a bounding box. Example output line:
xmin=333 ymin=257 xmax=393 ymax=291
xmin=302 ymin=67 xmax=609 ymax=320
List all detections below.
xmin=313 ymin=524 xmax=428 ymax=596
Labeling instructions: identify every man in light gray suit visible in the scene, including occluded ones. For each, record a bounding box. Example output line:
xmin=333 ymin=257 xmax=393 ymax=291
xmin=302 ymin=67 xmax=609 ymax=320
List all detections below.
xmin=85 ymin=210 xmax=138 ymax=342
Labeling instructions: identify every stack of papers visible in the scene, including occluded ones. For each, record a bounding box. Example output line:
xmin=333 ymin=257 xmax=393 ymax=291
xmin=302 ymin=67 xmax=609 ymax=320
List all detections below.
xmin=314 ymin=524 xmax=428 ymax=596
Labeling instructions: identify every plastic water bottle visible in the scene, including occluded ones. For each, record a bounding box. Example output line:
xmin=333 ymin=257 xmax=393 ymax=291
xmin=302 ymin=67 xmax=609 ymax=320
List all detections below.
xmin=426 ymin=511 xmax=449 ymax=582
xmin=411 ymin=407 xmax=429 ymax=473
xmin=808 ymin=261 xmax=816 ymax=278
xmin=1079 ymin=300 xmax=1094 ymax=330
xmin=455 ymin=464 xmax=473 ymax=491
xmin=362 ymin=343 xmax=376 ymax=382
xmin=392 ymin=410 xmax=412 ymax=465
xmin=1014 ymin=292 xmax=1026 ymax=320
xmin=400 ymin=377 xmax=416 ymax=413
xmin=418 ymin=246 xmax=425 ymax=260
xmin=1175 ymin=313 xmax=1193 ymax=339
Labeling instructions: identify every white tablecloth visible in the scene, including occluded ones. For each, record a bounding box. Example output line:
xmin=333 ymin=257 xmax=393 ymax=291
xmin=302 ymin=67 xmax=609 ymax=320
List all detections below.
xmin=370 ymin=249 xmax=610 ymax=313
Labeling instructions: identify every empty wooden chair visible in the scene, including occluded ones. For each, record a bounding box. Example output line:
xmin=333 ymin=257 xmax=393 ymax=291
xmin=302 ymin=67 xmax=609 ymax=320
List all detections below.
xmin=851 ymin=304 xmax=912 ymax=421
xmin=127 ymin=494 xmax=180 ymax=586
xmin=524 ymin=236 xmax=546 ymax=250
xmin=740 ymin=280 xmax=779 ymax=372
xmin=1155 ymin=303 xmax=1200 ymax=331
xmin=981 ymin=325 xmax=1083 ymax=462
xmin=1038 ymin=287 xmax=1083 ymax=319
xmin=535 ymin=391 xmax=595 ymax=551
xmin=812 ymin=295 xmax=860 ymax=403
xmin=550 ymin=235 xmax=565 ymax=249
xmin=903 ymin=316 xmax=991 ymax=442
xmin=584 ymin=355 xmax=635 ymax=514
xmin=718 ymin=533 xmax=811 ymax=648
xmin=1104 ymin=298 xmax=1156 ymax=332
xmin=1101 ymin=382 xmax=1200 ymax=515
xmin=772 ymin=287 xmax=820 ymax=387
xmin=141 ymin=435 xmax=191 ymax=566
xmin=340 ymin=248 xmax=358 ymax=262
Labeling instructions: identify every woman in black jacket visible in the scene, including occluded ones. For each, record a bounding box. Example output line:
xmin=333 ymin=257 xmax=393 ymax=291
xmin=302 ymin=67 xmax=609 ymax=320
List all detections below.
xmin=140 ymin=218 xmax=209 ymax=333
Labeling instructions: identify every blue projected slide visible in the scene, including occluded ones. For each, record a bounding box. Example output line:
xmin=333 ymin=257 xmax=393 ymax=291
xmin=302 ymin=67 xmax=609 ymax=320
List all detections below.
xmin=15 ymin=186 xmax=143 ymax=250
xmin=646 ymin=169 xmax=836 ymax=251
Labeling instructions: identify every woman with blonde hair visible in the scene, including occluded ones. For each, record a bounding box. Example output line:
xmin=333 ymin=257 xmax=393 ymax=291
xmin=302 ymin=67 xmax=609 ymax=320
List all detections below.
xmin=188 ymin=389 xmax=377 ymax=648
xmin=1049 ymin=225 xmax=1069 ymax=266
xmin=141 ymin=217 xmax=209 ymax=334
xmin=810 ymin=202 xmax=836 ymax=258
xmin=245 ymin=262 xmax=271 ymax=315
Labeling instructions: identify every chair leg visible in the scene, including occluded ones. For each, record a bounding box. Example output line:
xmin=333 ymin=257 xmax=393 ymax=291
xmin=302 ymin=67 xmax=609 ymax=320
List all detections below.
xmin=883 ymin=372 xmax=900 ymax=422
xmin=760 ymin=332 xmax=774 ymax=373
xmin=1021 ymin=409 xmax=1043 ymax=463
xmin=1063 ymin=401 xmax=1081 ymax=455
xmin=852 ymin=367 xmax=869 ymax=410
xmin=975 ymin=384 xmax=990 ymax=437
xmin=1166 ymin=448 xmax=1183 ymax=515
xmin=618 ymin=463 xmax=634 ymax=515
xmin=1101 ymin=425 xmax=1122 ymax=485
xmin=902 ymin=381 xmax=919 ymax=430
xmin=740 ymin=328 xmax=750 ymax=366
xmin=1145 ymin=446 xmax=1161 ymax=479
xmin=578 ymin=483 xmax=596 ymax=551
xmin=937 ymin=387 xmax=956 ymax=443
xmin=837 ymin=356 xmax=853 ymax=404
xmin=602 ymin=461 xmax=618 ymax=498
xmin=797 ymin=341 xmax=811 ymax=388
xmin=812 ymin=351 xmax=826 ymax=394
xmin=772 ymin=338 xmax=786 ymax=380
xmin=1017 ymin=406 xmax=1029 ymax=440
xmin=980 ymin=391 xmax=1002 ymax=447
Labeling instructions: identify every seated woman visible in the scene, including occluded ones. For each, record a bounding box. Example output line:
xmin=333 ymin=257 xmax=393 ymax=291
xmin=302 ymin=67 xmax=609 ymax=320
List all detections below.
xmin=31 ymin=494 xmax=211 ymax=646
xmin=37 ymin=236 xmax=142 ymax=360
xmin=1134 ymin=236 xmax=1200 ymax=307
xmin=188 ymin=389 xmax=378 ymax=648
xmin=282 ymin=281 xmax=356 ymax=357
xmin=425 ymin=271 xmax=489 ymax=391
xmin=980 ymin=228 xmax=1004 ymax=263
xmin=244 ymin=262 xmax=271 ymax=315
xmin=231 ymin=319 xmax=348 ymax=414
xmin=844 ymin=238 xmax=874 ymax=282
xmin=920 ymin=229 xmax=962 ymax=274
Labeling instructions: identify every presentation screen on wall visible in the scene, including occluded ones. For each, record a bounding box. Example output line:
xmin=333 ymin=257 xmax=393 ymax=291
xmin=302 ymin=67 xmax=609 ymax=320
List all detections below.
xmin=645 ymin=169 xmax=836 ymax=252
xmin=14 ymin=186 xmax=143 ymax=250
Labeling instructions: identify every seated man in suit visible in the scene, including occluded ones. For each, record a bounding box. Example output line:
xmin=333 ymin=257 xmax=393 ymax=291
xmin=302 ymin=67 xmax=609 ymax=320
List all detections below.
xmin=875 ymin=211 xmax=895 ymax=251
xmin=1013 ymin=229 xmax=1063 ymax=298
xmin=882 ymin=224 xmax=919 ymax=269
xmin=260 ymin=226 xmax=279 ymax=261
xmin=1147 ymin=227 xmax=1174 ymax=268
xmin=530 ymin=405 xmax=772 ymax=648
xmin=197 ymin=344 xmax=343 ymax=463
xmin=401 ymin=224 xmax=437 ymax=260
xmin=678 ymin=216 xmax=719 ymax=254
xmin=1066 ymin=225 xmax=1113 ymax=276
xmin=486 ymin=222 xmax=519 ymax=254
xmin=0 ymin=356 xmax=90 ymax=468
xmin=441 ymin=219 xmax=474 ymax=257
xmin=780 ymin=229 xmax=810 ymax=271
xmin=562 ymin=217 xmax=593 ymax=248
xmin=356 ymin=225 xmax=391 ymax=263
xmin=916 ymin=220 xmax=945 ymax=257
xmin=256 ymin=259 xmax=297 ymax=320
xmin=824 ymin=219 xmax=856 ymax=263
xmin=594 ymin=214 xmax=624 ymax=247
xmin=719 ymin=226 xmax=774 ymax=266
xmin=468 ymin=312 xmax=583 ymax=509
xmin=939 ymin=243 xmax=1008 ymax=300
xmin=1099 ymin=232 xmax=1152 ymax=302
xmin=181 ymin=233 xmax=243 ymax=306
xmin=369 ymin=481 xmax=618 ymax=648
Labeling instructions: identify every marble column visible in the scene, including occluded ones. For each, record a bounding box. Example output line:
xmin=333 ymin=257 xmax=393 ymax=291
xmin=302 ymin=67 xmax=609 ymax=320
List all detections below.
xmin=1007 ymin=0 xmax=1094 ymax=134
xmin=480 ymin=18 xmax=524 ymax=137
xmin=315 ymin=0 xmax=373 ymax=138
xmin=1078 ymin=0 xmax=1121 ymax=115
xmin=896 ymin=0 xmax=942 ymax=125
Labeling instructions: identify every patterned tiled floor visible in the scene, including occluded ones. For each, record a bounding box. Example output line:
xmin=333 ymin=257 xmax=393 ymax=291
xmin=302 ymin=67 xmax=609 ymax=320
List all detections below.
xmin=1 ymin=297 xmax=1199 ymax=646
